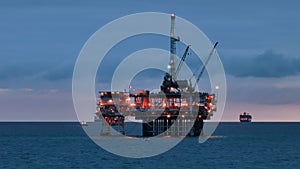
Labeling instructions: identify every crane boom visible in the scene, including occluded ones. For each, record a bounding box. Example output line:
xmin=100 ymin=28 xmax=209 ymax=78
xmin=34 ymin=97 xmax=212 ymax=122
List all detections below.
xmin=174 ymin=45 xmax=190 ymax=80
xmin=192 ymin=42 xmax=219 ymax=90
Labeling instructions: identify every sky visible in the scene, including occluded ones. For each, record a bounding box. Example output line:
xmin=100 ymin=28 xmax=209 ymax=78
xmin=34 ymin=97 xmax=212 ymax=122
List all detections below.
xmin=1 ymin=0 xmax=300 ymax=121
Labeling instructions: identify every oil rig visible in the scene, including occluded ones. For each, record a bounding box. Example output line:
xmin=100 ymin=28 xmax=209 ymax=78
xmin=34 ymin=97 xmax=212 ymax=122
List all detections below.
xmin=95 ymin=14 xmax=218 ymax=137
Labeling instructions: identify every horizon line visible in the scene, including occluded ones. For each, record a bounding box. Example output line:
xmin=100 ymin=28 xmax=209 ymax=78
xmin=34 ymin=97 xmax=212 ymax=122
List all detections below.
xmin=1 ymin=120 xmax=300 ymax=122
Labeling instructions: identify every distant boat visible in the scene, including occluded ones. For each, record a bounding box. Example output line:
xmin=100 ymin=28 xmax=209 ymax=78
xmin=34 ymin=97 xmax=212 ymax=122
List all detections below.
xmin=80 ymin=121 xmax=88 ymax=126
xmin=239 ymin=112 xmax=252 ymax=122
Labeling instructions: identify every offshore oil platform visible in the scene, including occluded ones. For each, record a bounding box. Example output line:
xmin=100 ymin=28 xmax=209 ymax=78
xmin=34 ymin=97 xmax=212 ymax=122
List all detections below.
xmin=94 ymin=14 xmax=218 ymax=137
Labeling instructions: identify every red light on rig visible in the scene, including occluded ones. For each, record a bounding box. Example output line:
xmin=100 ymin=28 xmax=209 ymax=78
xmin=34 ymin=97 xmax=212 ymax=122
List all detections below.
xmin=207 ymin=95 xmax=214 ymax=99
xmin=167 ymin=114 xmax=171 ymax=118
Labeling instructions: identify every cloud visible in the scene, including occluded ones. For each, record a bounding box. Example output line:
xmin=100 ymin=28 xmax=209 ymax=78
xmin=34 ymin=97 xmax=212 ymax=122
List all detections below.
xmin=41 ymin=66 xmax=73 ymax=81
xmin=0 ymin=88 xmax=11 ymax=93
xmin=224 ymin=50 xmax=300 ymax=78
xmin=225 ymin=75 xmax=300 ymax=106
xmin=0 ymin=64 xmax=39 ymax=80
xmin=17 ymin=88 xmax=34 ymax=92
xmin=0 ymin=88 xmax=34 ymax=94
xmin=0 ymin=62 xmax=74 ymax=82
xmin=0 ymin=88 xmax=60 ymax=95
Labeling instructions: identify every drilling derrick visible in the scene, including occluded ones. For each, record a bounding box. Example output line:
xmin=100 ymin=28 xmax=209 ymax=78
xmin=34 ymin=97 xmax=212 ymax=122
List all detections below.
xmin=169 ymin=13 xmax=180 ymax=80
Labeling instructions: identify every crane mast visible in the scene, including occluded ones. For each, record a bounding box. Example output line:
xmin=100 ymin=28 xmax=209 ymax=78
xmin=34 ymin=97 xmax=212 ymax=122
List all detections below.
xmin=174 ymin=45 xmax=190 ymax=81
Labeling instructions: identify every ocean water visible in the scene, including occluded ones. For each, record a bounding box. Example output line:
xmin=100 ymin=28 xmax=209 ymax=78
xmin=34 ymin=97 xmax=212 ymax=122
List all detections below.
xmin=0 ymin=122 xmax=299 ymax=169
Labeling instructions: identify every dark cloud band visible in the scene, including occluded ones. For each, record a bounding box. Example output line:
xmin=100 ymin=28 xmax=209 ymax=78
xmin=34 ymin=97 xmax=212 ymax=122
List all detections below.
xmin=224 ymin=50 xmax=300 ymax=78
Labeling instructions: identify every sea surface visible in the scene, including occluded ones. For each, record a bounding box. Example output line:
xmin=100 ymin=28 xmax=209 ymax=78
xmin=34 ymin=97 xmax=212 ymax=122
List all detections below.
xmin=0 ymin=122 xmax=299 ymax=169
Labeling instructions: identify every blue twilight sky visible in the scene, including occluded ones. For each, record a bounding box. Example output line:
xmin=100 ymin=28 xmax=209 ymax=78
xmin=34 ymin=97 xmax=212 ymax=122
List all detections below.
xmin=1 ymin=0 xmax=300 ymax=121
